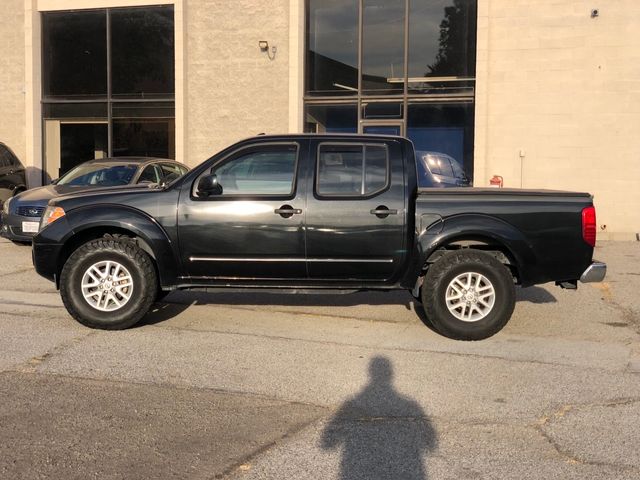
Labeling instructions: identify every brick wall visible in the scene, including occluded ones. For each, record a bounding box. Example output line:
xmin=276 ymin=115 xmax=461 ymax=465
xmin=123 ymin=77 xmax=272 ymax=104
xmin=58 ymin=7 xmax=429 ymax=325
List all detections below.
xmin=475 ymin=0 xmax=640 ymax=238
xmin=0 ymin=0 xmax=26 ymax=163
xmin=185 ymin=0 xmax=290 ymax=166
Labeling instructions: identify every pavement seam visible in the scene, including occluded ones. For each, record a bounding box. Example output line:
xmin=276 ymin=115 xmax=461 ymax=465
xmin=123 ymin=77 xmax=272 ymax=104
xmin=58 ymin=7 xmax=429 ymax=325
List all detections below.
xmin=214 ymin=415 xmax=328 ymax=480
xmin=147 ymin=323 xmax=632 ymax=374
xmin=2 ymin=369 xmax=332 ymax=411
xmin=12 ymin=331 xmax=97 ymax=373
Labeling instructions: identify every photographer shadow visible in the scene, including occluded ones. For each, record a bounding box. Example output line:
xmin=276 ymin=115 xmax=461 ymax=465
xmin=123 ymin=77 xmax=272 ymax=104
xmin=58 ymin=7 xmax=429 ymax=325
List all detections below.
xmin=321 ymin=356 xmax=438 ymax=479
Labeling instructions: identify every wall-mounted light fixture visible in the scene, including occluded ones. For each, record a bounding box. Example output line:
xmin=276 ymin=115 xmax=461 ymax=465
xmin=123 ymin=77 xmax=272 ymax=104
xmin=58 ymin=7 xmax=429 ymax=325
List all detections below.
xmin=258 ymin=40 xmax=277 ymax=60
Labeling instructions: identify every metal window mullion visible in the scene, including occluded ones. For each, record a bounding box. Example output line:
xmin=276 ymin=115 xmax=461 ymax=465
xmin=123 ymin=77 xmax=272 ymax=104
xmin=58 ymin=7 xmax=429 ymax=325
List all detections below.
xmin=106 ymin=9 xmax=113 ymax=157
xmin=357 ymin=0 xmax=363 ymax=133
xmin=403 ymin=0 xmax=409 ymax=136
xmin=361 ymin=145 xmax=366 ymax=194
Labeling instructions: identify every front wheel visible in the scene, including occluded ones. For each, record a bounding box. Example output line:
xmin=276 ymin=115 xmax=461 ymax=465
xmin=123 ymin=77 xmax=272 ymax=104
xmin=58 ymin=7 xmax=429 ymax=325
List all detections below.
xmin=421 ymin=250 xmax=516 ymax=340
xmin=60 ymin=237 xmax=157 ymax=329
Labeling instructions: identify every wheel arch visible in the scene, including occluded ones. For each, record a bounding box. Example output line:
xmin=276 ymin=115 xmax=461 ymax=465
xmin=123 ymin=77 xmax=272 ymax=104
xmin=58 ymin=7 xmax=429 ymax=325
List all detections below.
xmin=55 ymin=206 xmax=180 ymax=289
xmin=414 ymin=214 xmax=537 ymax=286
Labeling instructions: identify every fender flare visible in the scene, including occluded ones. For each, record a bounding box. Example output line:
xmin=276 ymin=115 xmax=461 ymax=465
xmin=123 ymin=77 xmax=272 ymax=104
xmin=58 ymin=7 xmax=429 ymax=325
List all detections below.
xmin=58 ymin=204 xmax=181 ymax=288
xmin=412 ymin=214 xmax=537 ymax=285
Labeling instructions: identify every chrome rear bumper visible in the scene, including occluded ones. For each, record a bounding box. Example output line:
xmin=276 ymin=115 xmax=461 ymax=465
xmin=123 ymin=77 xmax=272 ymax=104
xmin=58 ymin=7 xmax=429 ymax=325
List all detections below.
xmin=580 ymin=262 xmax=607 ymax=283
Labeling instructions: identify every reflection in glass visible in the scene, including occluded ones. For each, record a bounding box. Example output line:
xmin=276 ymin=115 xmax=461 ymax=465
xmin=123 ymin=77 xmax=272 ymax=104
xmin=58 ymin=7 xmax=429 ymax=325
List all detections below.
xmin=111 ymin=7 xmax=175 ymax=97
xmin=305 ymin=105 xmax=358 ymax=133
xmin=362 ymin=102 xmax=403 ymax=119
xmin=408 ymin=0 xmax=477 ymax=94
xmin=407 ymin=103 xmax=474 ymax=176
xmin=42 ymin=10 xmax=107 ymax=97
xmin=362 ymin=0 xmax=405 ymax=95
xmin=57 ymin=163 xmax=137 ymax=186
xmin=59 ymin=124 xmax=108 ymax=176
xmin=43 ymin=103 xmax=108 ymax=120
xmin=213 ymin=147 xmax=297 ymax=195
xmin=306 ymin=0 xmax=358 ymax=95
xmin=112 ymin=119 xmax=175 ymax=159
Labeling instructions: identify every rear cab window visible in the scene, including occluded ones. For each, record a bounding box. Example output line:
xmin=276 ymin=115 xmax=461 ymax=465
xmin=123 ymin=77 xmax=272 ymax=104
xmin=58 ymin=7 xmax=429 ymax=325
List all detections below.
xmin=316 ymin=143 xmax=389 ymax=198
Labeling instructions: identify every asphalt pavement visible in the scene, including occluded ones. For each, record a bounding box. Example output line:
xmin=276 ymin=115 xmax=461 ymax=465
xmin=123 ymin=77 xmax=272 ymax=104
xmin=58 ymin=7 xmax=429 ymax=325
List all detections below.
xmin=0 ymin=238 xmax=638 ymax=479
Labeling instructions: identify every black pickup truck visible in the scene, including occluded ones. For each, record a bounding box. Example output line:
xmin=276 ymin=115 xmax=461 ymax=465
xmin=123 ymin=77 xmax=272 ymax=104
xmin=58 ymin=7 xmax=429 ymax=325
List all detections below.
xmin=32 ymin=134 xmax=606 ymax=340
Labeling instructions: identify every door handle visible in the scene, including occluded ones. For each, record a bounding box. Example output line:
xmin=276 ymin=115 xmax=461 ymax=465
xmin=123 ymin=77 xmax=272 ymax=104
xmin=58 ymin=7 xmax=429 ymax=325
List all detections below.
xmin=370 ymin=206 xmax=398 ymax=218
xmin=274 ymin=205 xmax=302 ymax=218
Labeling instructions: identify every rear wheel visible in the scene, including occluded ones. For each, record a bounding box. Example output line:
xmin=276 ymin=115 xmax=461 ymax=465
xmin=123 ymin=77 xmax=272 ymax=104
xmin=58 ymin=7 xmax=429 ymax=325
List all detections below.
xmin=60 ymin=237 xmax=157 ymax=329
xmin=421 ymin=250 xmax=515 ymax=340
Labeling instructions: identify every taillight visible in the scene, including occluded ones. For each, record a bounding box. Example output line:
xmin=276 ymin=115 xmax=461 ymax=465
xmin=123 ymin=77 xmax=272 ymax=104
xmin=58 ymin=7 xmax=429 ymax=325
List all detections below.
xmin=582 ymin=206 xmax=596 ymax=247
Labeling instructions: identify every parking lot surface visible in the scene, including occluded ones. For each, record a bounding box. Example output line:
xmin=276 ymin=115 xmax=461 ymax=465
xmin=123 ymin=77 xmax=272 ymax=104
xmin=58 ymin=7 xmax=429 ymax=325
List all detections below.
xmin=1 ymin=238 xmax=639 ymax=479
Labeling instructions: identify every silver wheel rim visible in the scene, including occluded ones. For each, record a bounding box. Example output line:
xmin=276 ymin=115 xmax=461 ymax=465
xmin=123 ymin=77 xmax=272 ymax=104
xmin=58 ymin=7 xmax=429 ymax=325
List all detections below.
xmin=81 ymin=260 xmax=134 ymax=312
xmin=445 ymin=272 xmax=496 ymax=322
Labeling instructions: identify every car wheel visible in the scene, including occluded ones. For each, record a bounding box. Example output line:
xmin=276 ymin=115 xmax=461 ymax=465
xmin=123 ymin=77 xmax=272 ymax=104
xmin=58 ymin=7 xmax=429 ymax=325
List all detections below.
xmin=60 ymin=237 xmax=157 ymax=330
xmin=421 ymin=250 xmax=515 ymax=341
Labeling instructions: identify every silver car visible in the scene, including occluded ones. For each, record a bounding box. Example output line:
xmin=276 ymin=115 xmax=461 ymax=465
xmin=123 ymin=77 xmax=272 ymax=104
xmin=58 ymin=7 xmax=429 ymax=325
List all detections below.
xmin=1 ymin=157 xmax=188 ymax=242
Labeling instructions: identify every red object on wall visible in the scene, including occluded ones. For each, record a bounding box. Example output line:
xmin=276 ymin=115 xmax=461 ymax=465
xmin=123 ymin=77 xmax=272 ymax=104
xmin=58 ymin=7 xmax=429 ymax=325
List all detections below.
xmin=489 ymin=175 xmax=504 ymax=188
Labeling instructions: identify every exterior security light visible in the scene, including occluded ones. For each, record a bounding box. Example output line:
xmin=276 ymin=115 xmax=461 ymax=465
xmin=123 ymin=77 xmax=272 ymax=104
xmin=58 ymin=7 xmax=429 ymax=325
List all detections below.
xmin=258 ymin=40 xmax=269 ymax=51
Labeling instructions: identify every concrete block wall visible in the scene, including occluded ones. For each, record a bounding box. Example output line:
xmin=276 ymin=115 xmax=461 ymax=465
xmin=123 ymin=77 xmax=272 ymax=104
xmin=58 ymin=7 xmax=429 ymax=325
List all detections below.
xmin=0 ymin=0 xmax=26 ymax=163
xmin=475 ymin=0 xmax=640 ymax=238
xmin=185 ymin=0 xmax=290 ymax=166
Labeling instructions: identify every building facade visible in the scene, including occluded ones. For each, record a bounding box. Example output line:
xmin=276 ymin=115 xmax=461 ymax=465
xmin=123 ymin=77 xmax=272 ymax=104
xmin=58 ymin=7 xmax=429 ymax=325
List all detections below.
xmin=1 ymin=0 xmax=639 ymax=238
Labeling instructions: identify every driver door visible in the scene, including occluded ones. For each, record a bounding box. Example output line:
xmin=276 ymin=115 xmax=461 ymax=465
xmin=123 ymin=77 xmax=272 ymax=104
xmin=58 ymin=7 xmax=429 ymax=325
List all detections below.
xmin=177 ymin=141 xmax=308 ymax=281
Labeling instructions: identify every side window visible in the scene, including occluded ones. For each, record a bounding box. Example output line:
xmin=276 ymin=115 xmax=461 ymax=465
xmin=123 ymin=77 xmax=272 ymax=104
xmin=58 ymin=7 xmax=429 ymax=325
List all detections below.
xmin=137 ymin=164 xmax=162 ymax=183
xmin=450 ymin=157 xmax=466 ymax=179
xmin=207 ymin=144 xmax=298 ymax=196
xmin=317 ymin=144 xmax=389 ymax=197
xmin=160 ymin=163 xmax=185 ymax=183
xmin=0 ymin=146 xmax=11 ymax=168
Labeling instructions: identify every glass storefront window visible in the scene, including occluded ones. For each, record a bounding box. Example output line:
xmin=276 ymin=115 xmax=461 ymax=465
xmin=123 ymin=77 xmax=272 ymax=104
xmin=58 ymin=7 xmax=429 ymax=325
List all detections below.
xmin=362 ymin=0 xmax=405 ymax=95
xmin=111 ymin=7 xmax=175 ymax=98
xmin=408 ymin=0 xmax=477 ymax=94
xmin=407 ymin=103 xmax=474 ymax=176
xmin=113 ymin=119 xmax=175 ymax=159
xmin=41 ymin=6 xmax=176 ymax=181
xmin=42 ymin=10 xmax=107 ymax=97
xmin=305 ymin=104 xmax=358 ymax=133
xmin=306 ymin=0 xmax=358 ymax=96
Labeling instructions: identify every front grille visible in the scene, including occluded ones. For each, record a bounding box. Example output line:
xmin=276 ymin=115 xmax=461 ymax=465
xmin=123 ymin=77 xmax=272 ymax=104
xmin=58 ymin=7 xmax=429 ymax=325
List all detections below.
xmin=16 ymin=206 xmax=46 ymax=217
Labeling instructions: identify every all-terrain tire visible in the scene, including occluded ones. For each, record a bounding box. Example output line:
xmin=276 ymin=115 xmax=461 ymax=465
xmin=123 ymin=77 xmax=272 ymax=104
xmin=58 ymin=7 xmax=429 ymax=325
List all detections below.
xmin=421 ymin=250 xmax=515 ymax=341
xmin=60 ymin=237 xmax=157 ymax=330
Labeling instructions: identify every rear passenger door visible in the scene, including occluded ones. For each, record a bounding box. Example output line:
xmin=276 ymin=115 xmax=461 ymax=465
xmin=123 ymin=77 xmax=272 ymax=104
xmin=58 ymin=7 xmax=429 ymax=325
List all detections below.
xmin=305 ymin=139 xmax=406 ymax=282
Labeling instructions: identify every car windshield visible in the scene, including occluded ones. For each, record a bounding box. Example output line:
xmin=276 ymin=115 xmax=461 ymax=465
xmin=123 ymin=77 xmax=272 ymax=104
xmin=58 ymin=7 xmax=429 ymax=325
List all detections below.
xmin=57 ymin=164 xmax=138 ymax=186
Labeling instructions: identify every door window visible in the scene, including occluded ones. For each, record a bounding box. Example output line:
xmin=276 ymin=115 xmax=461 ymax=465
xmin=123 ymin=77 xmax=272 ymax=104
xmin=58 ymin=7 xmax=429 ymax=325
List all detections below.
xmin=202 ymin=145 xmax=298 ymax=196
xmin=316 ymin=144 xmax=389 ymax=197
xmin=137 ymin=164 xmax=162 ymax=183
xmin=160 ymin=163 xmax=187 ymax=183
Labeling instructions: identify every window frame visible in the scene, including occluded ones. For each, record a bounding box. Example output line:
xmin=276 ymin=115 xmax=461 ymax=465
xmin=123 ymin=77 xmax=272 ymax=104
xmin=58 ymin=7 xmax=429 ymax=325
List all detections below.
xmin=191 ymin=142 xmax=301 ymax=201
xmin=314 ymin=141 xmax=390 ymax=200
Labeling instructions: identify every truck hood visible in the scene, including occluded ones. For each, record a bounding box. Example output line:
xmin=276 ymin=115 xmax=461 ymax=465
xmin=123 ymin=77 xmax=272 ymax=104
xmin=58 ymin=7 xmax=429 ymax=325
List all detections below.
xmin=13 ymin=184 xmax=100 ymax=207
xmin=51 ymin=183 xmax=162 ymax=206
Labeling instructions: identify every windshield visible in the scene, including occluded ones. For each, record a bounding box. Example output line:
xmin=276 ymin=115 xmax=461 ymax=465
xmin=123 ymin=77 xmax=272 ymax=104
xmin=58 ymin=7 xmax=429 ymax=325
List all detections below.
xmin=57 ymin=163 xmax=138 ymax=186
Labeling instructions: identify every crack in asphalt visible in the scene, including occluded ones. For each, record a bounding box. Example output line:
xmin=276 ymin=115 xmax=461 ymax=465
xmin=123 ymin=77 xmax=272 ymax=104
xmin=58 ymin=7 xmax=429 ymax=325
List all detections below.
xmin=533 ymin=398 xmax=640 ymax=472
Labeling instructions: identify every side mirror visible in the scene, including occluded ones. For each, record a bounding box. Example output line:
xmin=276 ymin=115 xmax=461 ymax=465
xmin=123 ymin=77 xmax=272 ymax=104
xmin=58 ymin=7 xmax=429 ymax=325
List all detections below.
xmin=197 ymin=173 xmax=223 ymax=197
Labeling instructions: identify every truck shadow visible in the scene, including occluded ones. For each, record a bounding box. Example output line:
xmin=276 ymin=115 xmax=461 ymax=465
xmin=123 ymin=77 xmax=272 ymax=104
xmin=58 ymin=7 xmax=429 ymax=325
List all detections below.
xmin=140 ymin=285 xmax=555 ymax=328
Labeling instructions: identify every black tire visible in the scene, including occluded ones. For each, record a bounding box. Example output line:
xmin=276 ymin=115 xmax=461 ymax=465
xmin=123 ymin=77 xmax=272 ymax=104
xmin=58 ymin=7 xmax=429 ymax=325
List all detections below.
xmin=60 ymin=237 xmax=157 ymax=330
xmin=421 ymin=250 xmax=515 ymax=341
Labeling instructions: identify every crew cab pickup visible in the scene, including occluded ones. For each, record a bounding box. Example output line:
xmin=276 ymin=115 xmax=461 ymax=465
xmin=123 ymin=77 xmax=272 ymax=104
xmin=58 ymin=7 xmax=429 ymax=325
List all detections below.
xmin=32 ymin=134 xmax=606 ymax=340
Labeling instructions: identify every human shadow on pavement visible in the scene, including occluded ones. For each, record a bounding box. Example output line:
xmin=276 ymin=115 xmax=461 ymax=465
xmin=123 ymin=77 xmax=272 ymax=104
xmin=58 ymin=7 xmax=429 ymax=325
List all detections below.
xmin=321 ymin=356 xmax=438 ymax=480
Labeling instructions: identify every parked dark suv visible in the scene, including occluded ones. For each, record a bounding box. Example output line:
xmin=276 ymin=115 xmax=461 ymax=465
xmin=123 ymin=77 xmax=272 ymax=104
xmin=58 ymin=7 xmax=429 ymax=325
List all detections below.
xmin=0 ymin=142 xmax=27 ymax=209
xmin=416 ymin=151 xmax=471 ymax=187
